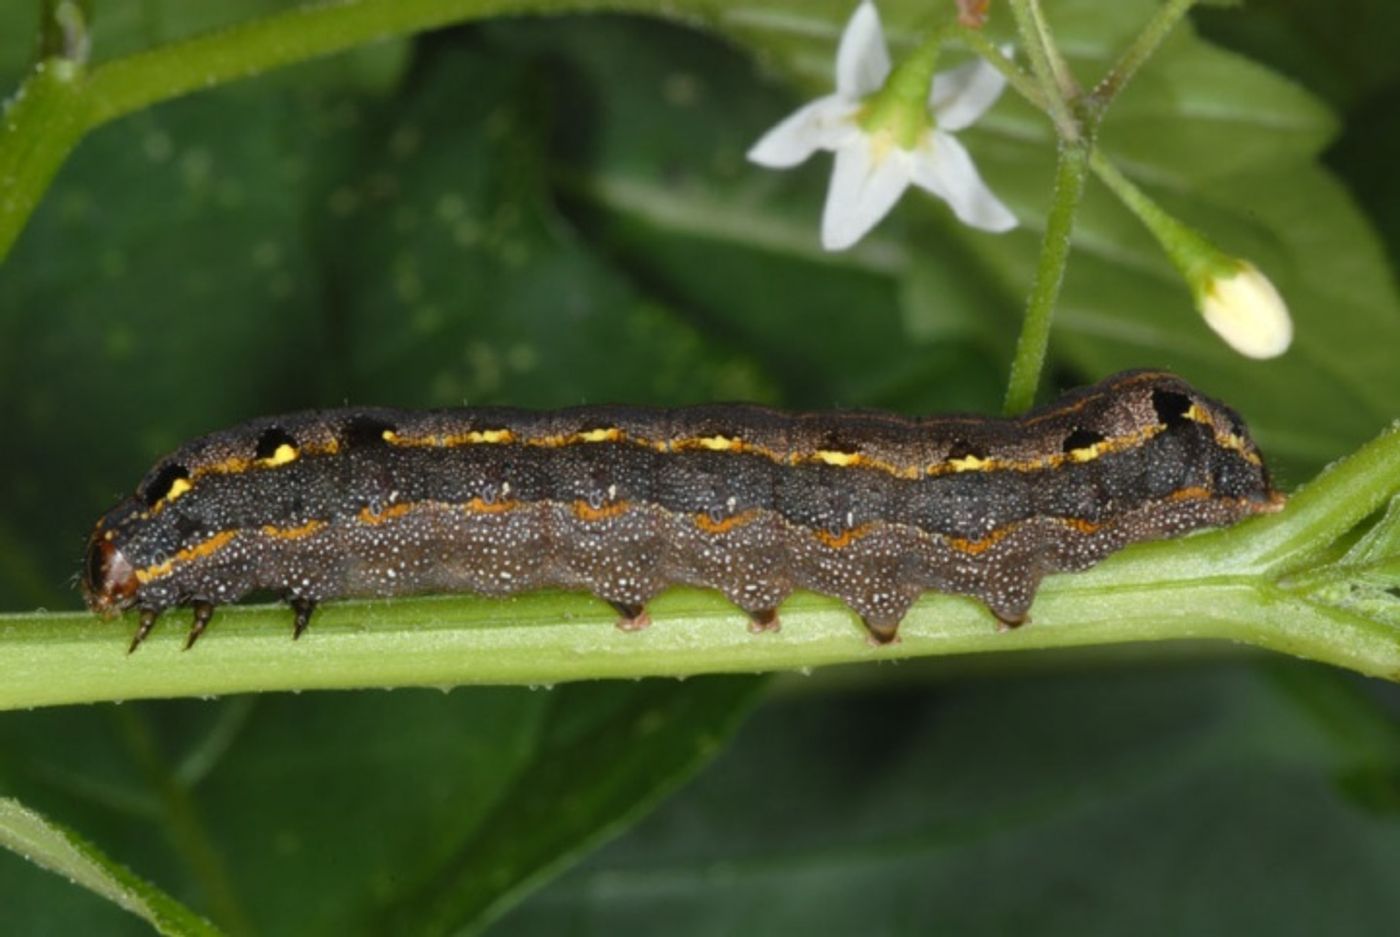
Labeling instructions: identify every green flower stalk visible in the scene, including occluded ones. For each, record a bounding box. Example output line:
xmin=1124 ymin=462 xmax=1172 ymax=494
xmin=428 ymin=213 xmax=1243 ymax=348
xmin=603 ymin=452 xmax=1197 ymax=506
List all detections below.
xmin=1093 ymin=154 xmax=1293 ymax=359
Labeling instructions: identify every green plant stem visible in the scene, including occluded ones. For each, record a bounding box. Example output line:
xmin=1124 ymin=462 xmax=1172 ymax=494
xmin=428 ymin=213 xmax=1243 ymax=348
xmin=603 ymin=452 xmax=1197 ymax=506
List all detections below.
xmin=1092 ymin=0 xmax=1198 ymax=109
xmin=1089 ymin=150 xmax=1167 ymax=226
xmin=955 ymin=27 xmax=1046 ymax=111
xmin=1 ymin=423 xmax=1396 ymax=711
xmin=1002 ymin=141 xmax=1089 ymax=414
xmin=1006 ymin=0 xmax=1078 ymax=139
xmin=966 ymin=5 xmax=1213 ymax=403
xmin=1090 ymin=149 xmax=1226 ymax=284
xmin=1026 ymin=0 xmax=1077 ymax=100
xmin=0 ymin=60 xmax=89 ymax=258
xmin=997 ymin=0 xmax=1098 ymax=415
xmin=82 ymin=0 xmax=637 ymax=125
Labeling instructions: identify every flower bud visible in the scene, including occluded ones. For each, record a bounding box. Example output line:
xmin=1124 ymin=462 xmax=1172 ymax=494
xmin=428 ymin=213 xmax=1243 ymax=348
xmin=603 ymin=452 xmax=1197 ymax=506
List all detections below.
xmin=1197 ymin=261 xmax=1292 ymax=359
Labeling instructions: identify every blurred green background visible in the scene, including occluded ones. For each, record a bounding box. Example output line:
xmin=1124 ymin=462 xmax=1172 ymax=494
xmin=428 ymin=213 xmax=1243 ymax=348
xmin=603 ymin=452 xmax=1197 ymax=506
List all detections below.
xmin=1 ymin=0 xmax=1398 ymax=932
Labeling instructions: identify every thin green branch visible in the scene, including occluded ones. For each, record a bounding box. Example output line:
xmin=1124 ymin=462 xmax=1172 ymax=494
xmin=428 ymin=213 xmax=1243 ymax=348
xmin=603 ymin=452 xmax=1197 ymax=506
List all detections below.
xmin=1089 ymin=149 xmax=1219 ymax=280
xmin=0 ymin=60 xmax=89 ymax=258
xmin=1006 ymin=0 xmax=1078 ymax=139
xmin=954 ymin=26 xmax=1046 ymax=110
xmin=1090 ymin=150 xmax=1167 ymax=225
xmin=993 ymin=0 xmax=1097 ymax=414
xmin=1003 ymin=140 xmax=1089 ymax=414
xmin=82 ymin=0 xmax=649 ymax=126
xmin=1092 ymin=0 xmax=1198 ymax=109
xmin=1 ymin=423 xmax=1396 ymax=710
xmin=1026 ymin=0 xmax=1077 ymax=100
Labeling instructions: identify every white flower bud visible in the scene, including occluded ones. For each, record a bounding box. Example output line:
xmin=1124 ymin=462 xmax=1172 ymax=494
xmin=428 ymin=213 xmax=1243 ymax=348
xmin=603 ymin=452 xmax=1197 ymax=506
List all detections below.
xmin=1198 ymin=262 xmax=1292 ymax=359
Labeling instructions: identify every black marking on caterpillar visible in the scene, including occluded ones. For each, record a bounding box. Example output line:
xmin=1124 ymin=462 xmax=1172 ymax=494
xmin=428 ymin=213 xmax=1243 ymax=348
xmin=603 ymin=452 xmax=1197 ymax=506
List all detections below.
xmin=82 ymin=370 xmax=1284 ymax=651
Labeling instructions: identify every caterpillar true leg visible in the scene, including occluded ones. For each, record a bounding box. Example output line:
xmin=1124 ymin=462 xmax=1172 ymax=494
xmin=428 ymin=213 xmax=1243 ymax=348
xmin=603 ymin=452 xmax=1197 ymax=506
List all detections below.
xmin=128 ymin=608 xmax=159 ymax=654
xmin=185 ymin=601 xmax=215 ymax=650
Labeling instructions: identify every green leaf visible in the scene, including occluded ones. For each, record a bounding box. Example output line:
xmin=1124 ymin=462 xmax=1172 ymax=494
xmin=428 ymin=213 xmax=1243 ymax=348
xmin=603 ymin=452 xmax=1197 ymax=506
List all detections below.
xmin=317 ymin=32 xmax=772 ymax=409
xmin=1287 ymin=495 xmax=1400 ymax=630
xmin=1263 ymin=662 xmax=1400 ymax=815
xmin=1197 ymin=0 xmax=1400 ymax=108
xmin=0 ymin=691 xmax=551 ymax=933
xmin=0 ymin=3 xmax=39 ymax=86
xmin=495 ymin=663 xmax=1400 ymax=934
xmin=380 ymin=677 xmax=763 ymax=935
xmin=526 ymin=15 xmax=1008 ymax=413
xmin=0 ymin=796 xmax=219 ymax=936
xmin=0 ymin=682 xmax=759 ymax=934
xmin=1342 ymin=496 xmax=1400 ymax=568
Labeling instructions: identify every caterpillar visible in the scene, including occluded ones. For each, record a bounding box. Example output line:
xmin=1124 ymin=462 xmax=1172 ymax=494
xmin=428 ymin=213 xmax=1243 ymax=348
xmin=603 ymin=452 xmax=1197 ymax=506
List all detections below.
xmin=83 ymin=370 xmax=1283 ymax=651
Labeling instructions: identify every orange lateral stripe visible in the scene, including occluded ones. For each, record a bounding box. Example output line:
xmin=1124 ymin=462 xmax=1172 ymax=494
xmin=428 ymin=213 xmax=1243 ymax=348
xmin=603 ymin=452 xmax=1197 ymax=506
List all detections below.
xmin=261 ymin=519 xmax=328 ymax=540
xmin=815 ymin=523 xmax=874 ymax=550
xmin=694 ymin=509 xmax=759 ymax=535
xmin=946 ymin=526 xmax=1011 ymax=556
xmin=1168 ymin=485 xmax=1212 ymax=503
xmin=134 ymin=530 xmax=237 ymax=584
xmin=466 ymin=497 xmax=518 ymax=515
xmin=358 ymin=503 xmax=416 ymax=525
xmin=572 ymin=499 xmax=631 ymax=522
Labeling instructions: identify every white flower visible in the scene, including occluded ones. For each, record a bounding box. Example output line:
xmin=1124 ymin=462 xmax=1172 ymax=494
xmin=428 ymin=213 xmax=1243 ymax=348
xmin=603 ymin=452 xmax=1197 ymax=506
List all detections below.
xmin=1197 ymin=262 xmax=1292 ymax=359
xmin=747 ymin=1 xmax=1016 ymax=250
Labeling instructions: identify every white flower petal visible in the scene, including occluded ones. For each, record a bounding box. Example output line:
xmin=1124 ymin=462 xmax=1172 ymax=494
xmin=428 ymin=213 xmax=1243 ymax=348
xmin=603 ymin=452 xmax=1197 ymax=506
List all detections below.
xmin=822 ymin=137 xmax=912 ymax=250
xmin=910 ymin=131 xmax=1016 ymax=232
xmin=929 ymin=56 xmax=1007 ymax=131
xmin=750 ymin=13 xmax=1015 ymax=245
xmin=747 ymin=96 xmax=859 ymax=167
xmin=836 ymin=1 xmax=890 ymax=98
